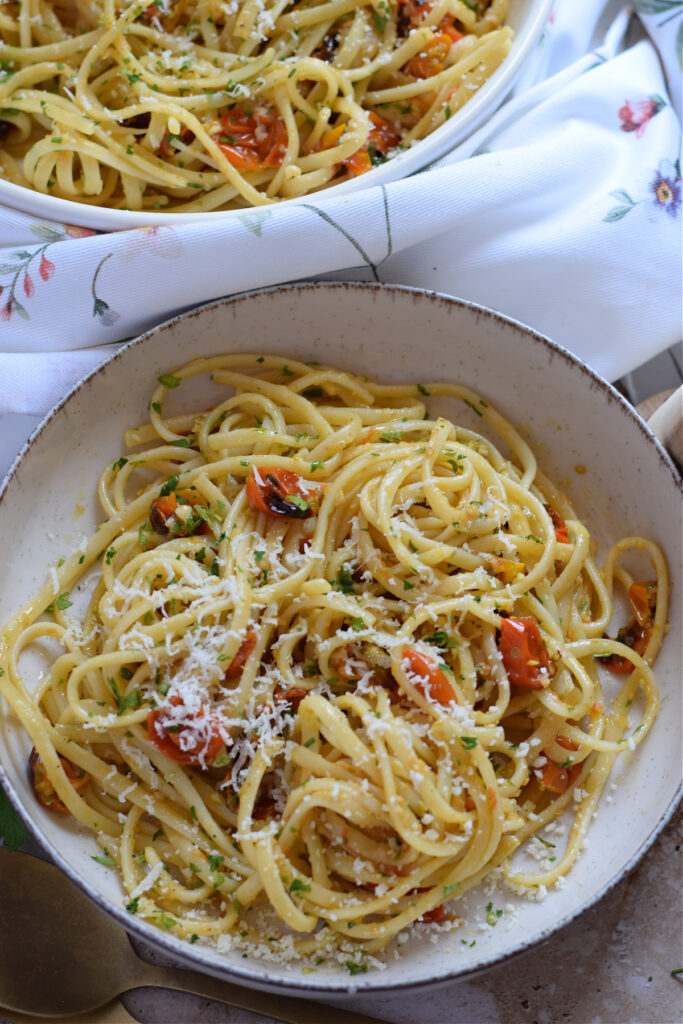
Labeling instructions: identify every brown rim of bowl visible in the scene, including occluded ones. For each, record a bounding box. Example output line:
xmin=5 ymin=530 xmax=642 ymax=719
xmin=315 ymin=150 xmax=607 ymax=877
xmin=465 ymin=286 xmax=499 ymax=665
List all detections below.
xmin=0 ymin=282 xmax=680 ymax=997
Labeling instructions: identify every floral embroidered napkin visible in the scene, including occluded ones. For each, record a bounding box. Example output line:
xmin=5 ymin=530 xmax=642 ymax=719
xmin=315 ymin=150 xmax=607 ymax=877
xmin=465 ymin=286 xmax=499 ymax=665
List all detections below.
xmin=0 ymin=0 xmax=681 ymax=428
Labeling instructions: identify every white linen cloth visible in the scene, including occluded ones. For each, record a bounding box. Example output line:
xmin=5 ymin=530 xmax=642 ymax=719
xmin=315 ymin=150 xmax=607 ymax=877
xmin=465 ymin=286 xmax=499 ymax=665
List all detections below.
xmin=0 ymin=0 xmax=681 ymax=429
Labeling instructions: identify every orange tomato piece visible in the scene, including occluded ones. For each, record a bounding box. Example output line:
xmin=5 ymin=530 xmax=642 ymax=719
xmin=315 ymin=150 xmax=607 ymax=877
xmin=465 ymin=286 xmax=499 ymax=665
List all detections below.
xmin=246 ymin=467 xmax=319 ymax=518
xmin=628 ymin=581 xmax=657 ymax=627
xmin=403 ymin=647 xmax=458 ymax=704
xmin=343 ymin=113 xmax=400 ymax=178
xmin=407 ymin=30 xmax=454 ymax=78
xmin=499 ymin=617 xmax=550 ymax=690
xmin=149 ymin=489 xmax=211 ymax=536
xmin=224 ymin=629 xmax=257 ymax=679
xmin=214 ymin=107 xmax=287 ymax=171
xmin=160 ymin=125 xmax=194 ymax=159
xmin=420 ymin=904 xmax=446 ymax=923
xmin=556 ymin=734 xmax=580 ymax=752
xmin=147 ymin=696 xmax=224 ymax=766
xmin=545 ymin=505 xmax=569 ymax=544
xmin=489 ymin=555 xmax=524 ymax=583
xmin=273 ymin=685 xmax=309 ymax=711
xmin=398 ymin=0 xmax=433 ymax=28
xmin=539 ymin=760 xmax=581 ymax=794
xmin=140 ymin=0 xmax=188 ymax=31
xmin=30 ymin=748 xmax=89 ymax=814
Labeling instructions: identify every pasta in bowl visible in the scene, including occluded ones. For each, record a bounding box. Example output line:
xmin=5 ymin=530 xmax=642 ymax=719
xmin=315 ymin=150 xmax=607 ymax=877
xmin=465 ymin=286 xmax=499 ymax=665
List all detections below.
xmin=0 ymin=336 xmax=672 ymax=978
xmin=0 ymin=0 xmax=552 ymax=225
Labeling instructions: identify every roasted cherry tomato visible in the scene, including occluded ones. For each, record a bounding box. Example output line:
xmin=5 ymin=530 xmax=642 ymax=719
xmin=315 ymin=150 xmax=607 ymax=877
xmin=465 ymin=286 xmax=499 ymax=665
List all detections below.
xmin=30 ymin=748 xmax=89 ymax=814
xmin=545 ymin=505 xmax=569 ymax=544
xmin=402 ymin=647 xmax=458 ymax=704
xmin=273 ymin=685 xmax=309 ymax=712
xmin=223 ymin=629 xmax=257 ymax=679
xmin=343 ymin=113 xmax=400 ymax=177
xmin=539 ymin=760 xmax=581 ymax=794
xmin=246 ymin=467 xmax=319 ymax=518
xmin=498 ymin=617 xmax=550 ymax=690
xmin=160 ymin=125 xmax=194 ymax=159
xmin=149 ymin=488 xmax=212 ymax=536
xmin=147 ymin=696 xmax=224 ymax=766
xmin=599 ymin=580 xmax=657 ymax=673
xmin=214 ymin=107 xmax=287 ymax=170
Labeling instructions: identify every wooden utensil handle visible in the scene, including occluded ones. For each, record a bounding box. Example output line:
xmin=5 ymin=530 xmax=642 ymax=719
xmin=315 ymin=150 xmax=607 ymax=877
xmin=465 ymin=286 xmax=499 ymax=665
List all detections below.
xmin=645 ymin=385 xmax=683 ymax=473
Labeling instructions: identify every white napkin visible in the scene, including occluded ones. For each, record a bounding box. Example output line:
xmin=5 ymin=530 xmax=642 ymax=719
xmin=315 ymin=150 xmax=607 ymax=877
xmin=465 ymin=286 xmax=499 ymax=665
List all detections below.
xmin=0 ymin=0 xmax=681 ymax=423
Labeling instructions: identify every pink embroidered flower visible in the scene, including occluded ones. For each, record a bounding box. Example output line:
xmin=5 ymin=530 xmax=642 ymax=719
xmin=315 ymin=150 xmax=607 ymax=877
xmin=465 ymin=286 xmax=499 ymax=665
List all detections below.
xmin=23 ymin=273 xmax=35 ymax=298
xmin=64 ymin=224 xmax=97 ymax=239
xmin=39 ymin=254 xmax=55 ymax=281
xmin=618 ymin=95 xmax=665 ymax=138
xmin=119 ymin=225 xmax=183 ymax=262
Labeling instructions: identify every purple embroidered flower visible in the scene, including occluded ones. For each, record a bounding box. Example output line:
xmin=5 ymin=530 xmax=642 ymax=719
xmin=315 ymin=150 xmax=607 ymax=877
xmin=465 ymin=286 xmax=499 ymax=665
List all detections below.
xmin=649 ymin=160 xmax=681 ymax=219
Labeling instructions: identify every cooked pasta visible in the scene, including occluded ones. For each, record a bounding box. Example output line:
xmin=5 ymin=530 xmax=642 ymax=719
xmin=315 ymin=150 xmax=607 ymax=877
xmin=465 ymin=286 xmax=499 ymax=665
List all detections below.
xmin=0 ymin=0 xmax=512 ymax=211
xmin=0 ymin=355 xmax=666 ymax=966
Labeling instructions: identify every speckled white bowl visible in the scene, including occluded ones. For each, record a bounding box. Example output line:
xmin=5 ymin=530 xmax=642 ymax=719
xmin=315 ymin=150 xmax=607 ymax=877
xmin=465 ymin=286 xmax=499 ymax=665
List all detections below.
xmin=0 ymin=0 xmax=553 ymax=230
xmin=0 ymin=283 xmax=680 ymax=996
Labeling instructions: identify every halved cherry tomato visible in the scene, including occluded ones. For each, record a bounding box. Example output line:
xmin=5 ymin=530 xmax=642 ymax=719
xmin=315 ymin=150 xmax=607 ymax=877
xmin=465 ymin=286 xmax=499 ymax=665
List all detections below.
xmin=498 ymin=617 xmax=550 ymax=690
xmin=343 ymin=113 xmax=400 ymax=177
xmin=160 ymin=126 xmax=194 ymax=159
xmin=407 ymin=30 xmax=454 ymax=79
xmin=30 ymin=748 xmax=89 ymax=814
xmin=599 ymin=621 xmax=651 ymax=673
xmin=246 ymin=466 xmax=319 ymax=518
xmin=224 ymin=629 xmax=257 ymax=679
xmin=140 ymin=0 xmax=188 ymax=32
xmin=149 ymin=488 xmax=212 ymax=536
xmin=539 ymin=760 xmax=581 ymax=794
xmin=147 ymin=696 xmax=224 ymax=766
xmin=214 ymin=107 xmax=287 ymax=171
xmin=545 ymin=505 xmax=569 ymax=544
xmin=489 ymin=555 xmax=524 ymax=583
xmin=397 ymin=0 xmax=433 ymax=29
xmin=273 ymin=685 xmax=309 ymax=711
xmin=556 ymin=734 xmax=580 ymax=752
xmin=420 ymin=904 xmax=446 ymax=923
xmin=599 ymin=580 xmax=657 ymax=673
xmin=628 ymin=581 xmax=657 ymax=627
xmin=402 ymin=647 xmax=458 ymax=704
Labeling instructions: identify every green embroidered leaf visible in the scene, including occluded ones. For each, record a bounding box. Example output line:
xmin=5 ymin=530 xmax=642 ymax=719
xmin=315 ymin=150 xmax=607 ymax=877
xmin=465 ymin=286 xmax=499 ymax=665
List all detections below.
xmin=603 ymin=205 xmax=634 ymax=223
xmin=11 ymin=299 xmax=30 ymax=320
xmin=609 ymin=190 xmax=635 ymax=205
xmin=633 ymin=0 xmax=683 ymax=14
xmin=29 ymin=223 xmax=64 ymax=242
xmin=237 ymin=211 xmax=272 ymax=237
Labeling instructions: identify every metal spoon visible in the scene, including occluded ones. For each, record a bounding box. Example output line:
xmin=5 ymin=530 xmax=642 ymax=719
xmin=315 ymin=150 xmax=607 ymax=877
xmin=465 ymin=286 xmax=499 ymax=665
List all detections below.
xmin=0 ymin=848 xmax=386 ymax=1023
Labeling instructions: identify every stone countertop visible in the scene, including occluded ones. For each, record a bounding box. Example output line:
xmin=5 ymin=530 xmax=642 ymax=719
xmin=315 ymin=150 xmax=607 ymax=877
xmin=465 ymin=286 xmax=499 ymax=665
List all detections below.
xmin=122 ymin=805 xmax=682 ymax=1024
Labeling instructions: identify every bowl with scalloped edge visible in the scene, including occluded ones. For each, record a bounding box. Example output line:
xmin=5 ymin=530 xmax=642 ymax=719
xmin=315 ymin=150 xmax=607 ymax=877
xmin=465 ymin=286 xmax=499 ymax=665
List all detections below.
xmin=0 ymin=0 xmax=553 ymax=230
xmin=0 ymin=282 xmax=680 ymax=997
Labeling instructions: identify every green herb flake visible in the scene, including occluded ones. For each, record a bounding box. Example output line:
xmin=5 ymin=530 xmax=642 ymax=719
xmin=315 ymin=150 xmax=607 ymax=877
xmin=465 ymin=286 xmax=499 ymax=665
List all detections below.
xmin=92 ymin=853 xmax=116 ymax=867
xmin=157 ymin=373 xmax=181 ymax=389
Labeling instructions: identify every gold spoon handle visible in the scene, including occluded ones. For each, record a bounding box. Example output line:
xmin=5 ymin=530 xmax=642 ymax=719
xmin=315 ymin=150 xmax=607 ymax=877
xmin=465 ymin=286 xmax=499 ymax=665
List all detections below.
xmin=0 ymin=1000 xmax=138 ymax=1023
xmin=132 ymin=962 xmax=387 ymax=1024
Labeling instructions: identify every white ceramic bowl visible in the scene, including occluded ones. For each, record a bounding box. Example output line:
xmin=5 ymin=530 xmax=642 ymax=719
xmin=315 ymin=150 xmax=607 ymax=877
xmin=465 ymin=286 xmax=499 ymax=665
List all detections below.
xmin=0 ymin=0 xmax=553 ymax=230
xmin=0 ymin=283 xmax=680 ymax=997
